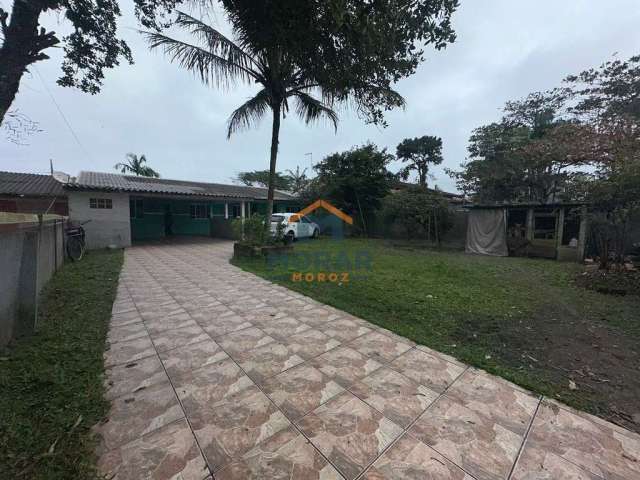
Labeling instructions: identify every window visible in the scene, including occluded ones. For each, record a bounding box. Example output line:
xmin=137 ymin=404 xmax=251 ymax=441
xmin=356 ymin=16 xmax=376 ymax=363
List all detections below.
xmin=130 ymin=199 xmax=144 ymax=218
xmin=190 ymin=204 xmax=208 ymax=219
xmin=90 ymin=198 xmax=112 ymax=209
xmin=300 ymin=216 xmax=311 ymax=224
xmin=229 ymin=204 xmax=241 ymax=218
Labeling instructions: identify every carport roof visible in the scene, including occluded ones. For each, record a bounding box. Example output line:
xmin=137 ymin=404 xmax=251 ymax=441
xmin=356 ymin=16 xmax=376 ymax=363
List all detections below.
xmin=66 ymin=171 xmax=296 ymax=201
xmin=0 ymin=171 xmax=65 ymax=197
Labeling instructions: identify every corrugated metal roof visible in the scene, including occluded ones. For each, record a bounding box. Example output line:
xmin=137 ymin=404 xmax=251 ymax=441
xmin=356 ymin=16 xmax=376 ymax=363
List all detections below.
xmin=0 ymin=171 xmax=66 ymax=196
xmin=66 ymin=171 xmax=296 ymax=201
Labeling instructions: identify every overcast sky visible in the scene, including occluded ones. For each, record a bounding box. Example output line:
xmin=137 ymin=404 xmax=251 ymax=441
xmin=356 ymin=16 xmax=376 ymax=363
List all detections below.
xmin=1 ymin=1 xmax=639 ymax=192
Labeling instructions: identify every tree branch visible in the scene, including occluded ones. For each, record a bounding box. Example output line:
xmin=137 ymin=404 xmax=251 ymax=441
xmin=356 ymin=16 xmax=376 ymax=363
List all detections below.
xmin=0 ymin=8 xmax=8 ymax=37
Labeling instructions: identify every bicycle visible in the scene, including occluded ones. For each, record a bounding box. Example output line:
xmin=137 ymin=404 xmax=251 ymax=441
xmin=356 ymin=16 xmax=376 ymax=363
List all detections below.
xmin=65 ymin=220 xmax=89 ymax=261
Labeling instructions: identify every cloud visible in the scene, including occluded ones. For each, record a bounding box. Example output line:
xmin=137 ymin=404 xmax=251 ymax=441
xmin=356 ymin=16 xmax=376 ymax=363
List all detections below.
xmin=2 ymin=0 xmax=639 ymax=192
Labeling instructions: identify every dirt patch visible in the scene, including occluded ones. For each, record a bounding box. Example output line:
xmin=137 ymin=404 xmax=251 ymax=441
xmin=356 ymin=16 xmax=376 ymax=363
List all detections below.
xmin=456 ymin=298 xmax=640 ymax=434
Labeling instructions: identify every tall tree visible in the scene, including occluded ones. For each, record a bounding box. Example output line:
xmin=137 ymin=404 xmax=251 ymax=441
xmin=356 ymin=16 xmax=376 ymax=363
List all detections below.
xmin=236 ymin=170 xmax=292 ymax=191
xmin=396 ymin=135 xmax=444 ymax=187
xmin=0 ymin=0 xmax=199 ymax=126
xmin=144 ymin=0 xmax=458 ymax=222
xmin=114 ymin=153 xmax=160 ymax=177
xmin=285 ymin=166 xmax=309 ymax=194
xmin=314 ymin=143 xmax=394 ymax=234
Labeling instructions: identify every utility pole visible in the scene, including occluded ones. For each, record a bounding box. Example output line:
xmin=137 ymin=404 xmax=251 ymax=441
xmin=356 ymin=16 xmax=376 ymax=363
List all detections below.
xmin=50 ymin=159 xmax=54 ymax=175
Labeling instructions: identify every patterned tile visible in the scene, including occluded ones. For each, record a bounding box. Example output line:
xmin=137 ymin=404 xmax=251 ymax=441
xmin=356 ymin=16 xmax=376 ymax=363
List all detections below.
xmin=104 ymin=355 xmax=168 ymax=400
xmin=311 ymin=346 xmax=383 ymax=388
xmin=149 ymin=324 xmax=209 ymax=353
xmin=96 ymin=381 xmax=183 ymax=451
xmin=174 ymin=358 xmax=254 ymax=417
xmin=159 ymin=339 xmax=228 ymax=380
xmin=415 ymin=344 xmax=466 ymax=369
xmin=390 ymin=348 xmax=466 ymax=393
xmin=188 ymin=385 xmax=291 ymax=472
xmin=236 ymin=341 xmax=305 ymax=385
xmin=316 ymin=317 xmax=372 ymax=342
xmin=217 ymin=427 xmax=344 ymax=480
xmin=409 ymin=396 xmax=523 ymax=480
xmin=263 ymin=364 xmax=344 ymax=421
xmin=363 ymin=433 xmax=474 ymax=480
xmin=297 ymin=391 xmax=403 ymax=480
xmin=104 ymin=335 xmax=156 ymax=367
xmin=145 ymin=312 xmax=197 ymax=335
xmin=108 ymin=321 xmax=147 ymax=344
xmin=110 ymin=309 xmax=143 ymax=327
xmin=527 ymin=400 xmax=640 ymax=479
xmin=511 ymin=442 xmax=604 ymax=480
xmin=259 ymin=315 xmax=312 ymax=340
xmin=216 ymin=327 xmax=275 ymax=358
xmin=446 ymin=368 xmax=539 ymax=435
xmin=200 ymin=313 xmax=253 ymax=338
xmin=350 ymin=367 xmax=439 ymax=428
xmin=348 ymin=331 xmax=412 ymax=363
xmin=280 ymin=328 xmax=341 ymax=360
xmin=98 ymin=419 xmax=209 ymax=480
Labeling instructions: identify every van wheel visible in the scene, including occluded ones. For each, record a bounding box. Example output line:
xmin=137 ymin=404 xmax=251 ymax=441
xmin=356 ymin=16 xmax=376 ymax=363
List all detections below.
xmin=285 ymin=231 xmax=295 ymax=244
xmin=312 ymin=228 xmax=319 ymax=239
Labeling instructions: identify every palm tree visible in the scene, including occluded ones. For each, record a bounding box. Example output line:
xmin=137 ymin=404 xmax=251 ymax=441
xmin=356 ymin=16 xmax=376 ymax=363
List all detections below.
xmin=143 ymin=11 xmax=401 ymax=219
xmin=114 ymin=153 xmax=160 ymax=177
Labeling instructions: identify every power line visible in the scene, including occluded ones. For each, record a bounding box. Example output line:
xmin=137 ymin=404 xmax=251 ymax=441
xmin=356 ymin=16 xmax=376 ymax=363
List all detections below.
xmin=34 ymin=66 xmax=92 ymax=160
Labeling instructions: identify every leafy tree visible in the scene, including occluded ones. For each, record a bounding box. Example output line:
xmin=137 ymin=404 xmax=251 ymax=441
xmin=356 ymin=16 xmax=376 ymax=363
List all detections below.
xmin=285 ymin=166 xmax=309 ymax=194
xmin=0 ymin=0 xmax=196 ymax=125
xmin=396 ymin=135 xmax=443 ymax=187
xmin=314 ymin=143 xmax=394 ymax=235
xmin=382 ymin=186 xmax=452 ymax=242
xmin=236 ymin=170 xmax=292 ymax=191
xmin=144 ymin=0 xmax=459 ymax=222
xmin=114 ymin=153 xmax=160 ymax=177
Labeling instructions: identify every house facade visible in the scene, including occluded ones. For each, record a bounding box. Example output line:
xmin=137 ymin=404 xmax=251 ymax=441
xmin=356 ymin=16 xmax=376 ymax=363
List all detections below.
xmin=65 ymin=171 xmax=299 ymax=249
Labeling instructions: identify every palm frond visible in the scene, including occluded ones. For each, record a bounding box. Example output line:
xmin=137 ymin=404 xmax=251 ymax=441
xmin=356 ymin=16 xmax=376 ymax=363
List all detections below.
xmin=173 ymin=12 xmax=262 ymax=75
xmin=291 ymin=91 xmax=338 ymax=131
xmin=143 ymin=31 xmax=257 ymax=89
xmin=227 ymin=89 xmax=271 ymax=138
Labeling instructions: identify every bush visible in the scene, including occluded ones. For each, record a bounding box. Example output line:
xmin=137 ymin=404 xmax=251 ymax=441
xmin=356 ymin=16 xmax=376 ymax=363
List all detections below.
xmin=231 ymin=213 xmax=285 ymax=246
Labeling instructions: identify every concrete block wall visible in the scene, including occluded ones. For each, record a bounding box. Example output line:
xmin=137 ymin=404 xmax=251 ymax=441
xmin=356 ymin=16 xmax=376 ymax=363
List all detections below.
xmin=68 ymin=192 xmax=131 ymax=249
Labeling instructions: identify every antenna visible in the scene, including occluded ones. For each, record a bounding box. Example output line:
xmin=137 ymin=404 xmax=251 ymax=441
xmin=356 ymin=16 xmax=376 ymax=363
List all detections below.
xmin=305 ymin=152 xmax=313 ymax=169
xmin=50 ymin=159 xmax=54 ymax=175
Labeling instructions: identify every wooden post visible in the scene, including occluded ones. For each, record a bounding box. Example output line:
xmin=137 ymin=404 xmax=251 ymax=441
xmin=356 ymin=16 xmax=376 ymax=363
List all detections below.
xmin=556 ymin=207 xmax=565 ymax=258
xmin=577 ymin=205 xmax=588 ymax=261
xmin=224 ymin=202 xmax=229 ymax=220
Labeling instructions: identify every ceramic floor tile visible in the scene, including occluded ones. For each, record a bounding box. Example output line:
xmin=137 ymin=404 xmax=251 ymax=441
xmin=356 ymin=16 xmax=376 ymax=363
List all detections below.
xmin=110 ymin=309 xmax=143 ymax=327
xmin=511 ymin=442 xmax=604 ymax=480
xmin=98 ymin=419 xmax=209 ymax=480
xmin=262 ymin=364 xmax=344 ymax=421
xmin=159 ymin=339 xmax=228 ymax=380
xmin=350 ymin=367 xmax=439 ymax=428
xmin=409 ymin=395 xmax=523 ymax=480
xmin=258 ymin=315 xmax=312 ymax=340
xmin=96 ymin=380 xmax=184 ymax=451
xmin=297 ymin=391 xmax=403 ymax=480
xmin=390 ymin=348 xmax=466 ymax=393
xmin=145 ymin=312 xmax=197 ymax=335
xmin=362 ymin=433 xmax=474 ymax=480
xmin=107 ymin=321 xmax=148 ymax=344
xmin=150 ymin=324 xmax=209 ymax=353
xmin=104 ymin=355 xmax=168 ymax=400
xmin=348 ymin=331 xmax=413 ymax=363
xmin=446 ymin=368 xmax=539 ymax=435
xmin=216 ymin=427 xmax=344 ymax=480
xmin=104 ymin=335 xmax=156 ymax=367
xmin=311 ymin=346 xmax=383 ymax=388
xmin=235 ymin=341 xmax=305 ymax=385
xmin=216 ymin=326 xmax=275 ymax=358
xmin=200 ymin=313 xmax=254 ymax=338
xmin=415 ymin=344 xmax=466 ymax=369
xmin=280 ymin=328 xmax=341 ymax=360
xmin=316 ymin=317 xmax=372 ymax=343
xmin=527 ymin=400 xmax=640 ymax=479
xmin=174 ymin=358 xmax=254 ymax=417
xmin=188 ymin=385 xmax=291 ymax=472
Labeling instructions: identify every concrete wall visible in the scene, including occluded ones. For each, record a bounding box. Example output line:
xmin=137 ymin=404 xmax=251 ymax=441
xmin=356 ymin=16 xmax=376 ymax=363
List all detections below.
xmin=0 ymin=219 xmax=65 ymax=347
xmin=68 ymin=192 xmax=131 ymax=249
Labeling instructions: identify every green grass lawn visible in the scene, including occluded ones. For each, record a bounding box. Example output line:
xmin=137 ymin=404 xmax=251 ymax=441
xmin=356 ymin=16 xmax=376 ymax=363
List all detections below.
xmin=0 ymin=249 xmax=123 ymax=479
xmin=233 ymin=238 xmax=640 ymax=432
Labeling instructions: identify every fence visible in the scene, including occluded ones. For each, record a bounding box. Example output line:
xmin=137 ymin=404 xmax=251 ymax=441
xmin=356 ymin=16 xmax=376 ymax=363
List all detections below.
xmin=0 ymin=215 xmax=66 ymax=347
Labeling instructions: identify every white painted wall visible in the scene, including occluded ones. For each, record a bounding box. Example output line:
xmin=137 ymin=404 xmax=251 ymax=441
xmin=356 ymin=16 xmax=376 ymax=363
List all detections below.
xmin=68 ymin=192 xmax=131 ymax=249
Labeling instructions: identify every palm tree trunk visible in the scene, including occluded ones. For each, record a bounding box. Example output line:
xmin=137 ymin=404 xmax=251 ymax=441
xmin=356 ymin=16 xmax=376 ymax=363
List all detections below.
xmin=266 ymin=104 xmax=281 ymax=221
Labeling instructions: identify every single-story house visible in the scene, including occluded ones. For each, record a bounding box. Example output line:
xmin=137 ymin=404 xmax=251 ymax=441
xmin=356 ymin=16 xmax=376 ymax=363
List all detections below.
xmin=0 ymin=171 xmax=68 ymax=215
xmin=465 ymin=202 xmax=588 ymax=261
xmin=64 ymin=171 xmax=299 ymax=249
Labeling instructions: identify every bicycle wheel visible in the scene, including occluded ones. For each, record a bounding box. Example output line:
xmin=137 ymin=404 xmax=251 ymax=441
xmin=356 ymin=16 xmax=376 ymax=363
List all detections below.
xmin=67 ymin=236 xmax=84 ymax=261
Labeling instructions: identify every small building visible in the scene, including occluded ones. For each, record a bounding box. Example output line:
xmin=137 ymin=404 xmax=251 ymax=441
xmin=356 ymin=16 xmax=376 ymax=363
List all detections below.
xmin=465 ymin=203 xmax=588 ymax=261
xmin=0 ymin=171 xmax=68 ymax=215
xmin=65 ymin=171 xmax=298 ymax=249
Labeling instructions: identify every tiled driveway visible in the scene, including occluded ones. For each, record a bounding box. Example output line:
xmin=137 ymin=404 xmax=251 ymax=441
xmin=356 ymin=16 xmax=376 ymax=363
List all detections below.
xmin=99 ymin=239 xmax=640 ymax=480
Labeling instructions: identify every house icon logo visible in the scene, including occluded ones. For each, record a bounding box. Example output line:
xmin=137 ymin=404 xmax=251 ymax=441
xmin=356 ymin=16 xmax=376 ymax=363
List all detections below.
xmin=292 ymin=200 xmax=353 ymax=240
